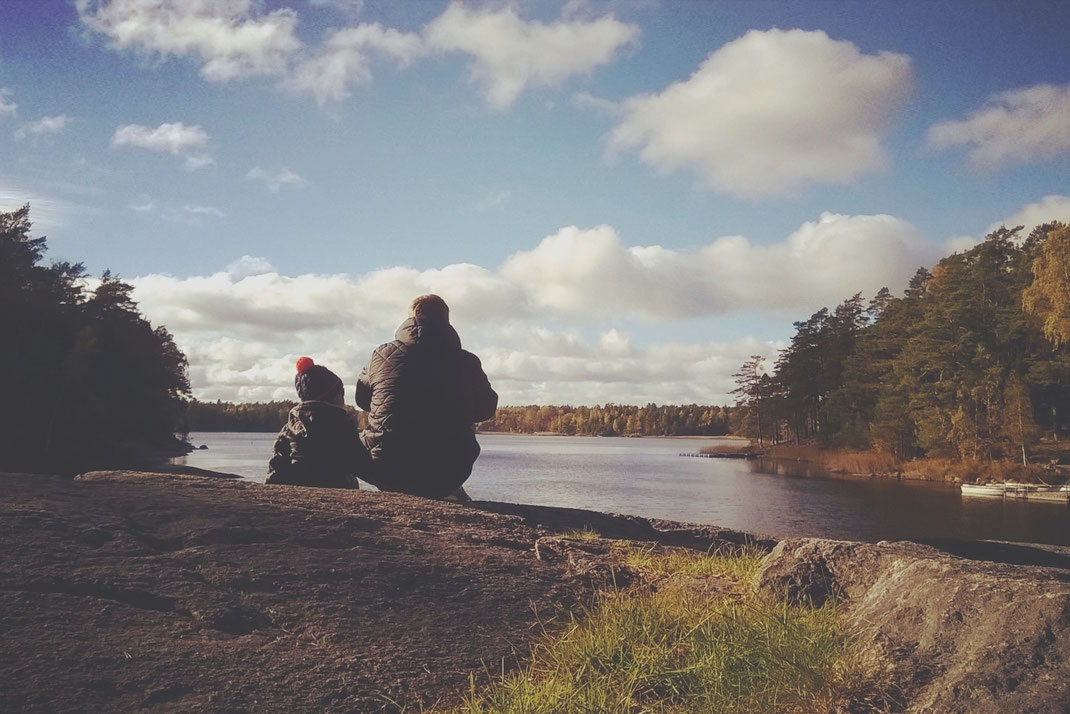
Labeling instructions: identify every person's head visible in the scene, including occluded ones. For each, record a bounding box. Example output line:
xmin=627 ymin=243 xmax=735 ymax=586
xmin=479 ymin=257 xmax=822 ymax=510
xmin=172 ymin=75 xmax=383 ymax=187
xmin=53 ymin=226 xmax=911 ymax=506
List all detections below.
xmin=409 ymin=294 xmax=450 ymax=323
xmin=294 ymin=356 xmax=345 ymax=407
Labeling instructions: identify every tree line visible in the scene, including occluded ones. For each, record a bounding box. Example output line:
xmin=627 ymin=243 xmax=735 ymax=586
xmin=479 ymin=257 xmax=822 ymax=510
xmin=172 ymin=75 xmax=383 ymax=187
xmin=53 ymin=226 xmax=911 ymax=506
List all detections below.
xmin=732 ymin=222 xmax=1070 ymax=463
xmin=1 ymin=206 xmax=191 ymax=473
xmin=480 ymin=403 xmax=735 ymax=436
xmin=184 ymin=400 xmax=734 ymax=437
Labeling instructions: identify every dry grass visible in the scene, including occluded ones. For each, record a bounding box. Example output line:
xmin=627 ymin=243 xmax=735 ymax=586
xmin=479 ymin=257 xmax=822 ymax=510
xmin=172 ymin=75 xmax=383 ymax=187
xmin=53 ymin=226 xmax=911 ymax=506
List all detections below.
xmin=698 ymin=443 xmax=755 ymax=455
xmin=761 ymin=445 xmax=1062 ymax=484
xmin=443 ymin=548 xmax=893 ymax=714
xmin=906 ymin=458 xmax=1038 ymax=483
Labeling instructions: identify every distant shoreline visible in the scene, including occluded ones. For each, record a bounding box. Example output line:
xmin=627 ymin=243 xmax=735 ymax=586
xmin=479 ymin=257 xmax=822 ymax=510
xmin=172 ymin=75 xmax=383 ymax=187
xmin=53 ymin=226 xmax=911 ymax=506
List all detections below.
xmin=475 ymin=431 xmax=747 ymax=439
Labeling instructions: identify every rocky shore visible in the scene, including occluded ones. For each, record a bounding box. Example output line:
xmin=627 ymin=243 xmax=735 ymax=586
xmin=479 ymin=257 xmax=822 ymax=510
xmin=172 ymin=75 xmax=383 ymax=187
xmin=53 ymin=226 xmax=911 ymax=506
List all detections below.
xmin=1 ymin=470 xmax=1067 ymax=713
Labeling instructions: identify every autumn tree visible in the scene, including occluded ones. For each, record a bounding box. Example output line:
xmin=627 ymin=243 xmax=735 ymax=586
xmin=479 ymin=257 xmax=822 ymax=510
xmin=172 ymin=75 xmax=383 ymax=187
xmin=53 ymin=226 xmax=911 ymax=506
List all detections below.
xmin=1023 ymin=222 xmax=1070 ymax=349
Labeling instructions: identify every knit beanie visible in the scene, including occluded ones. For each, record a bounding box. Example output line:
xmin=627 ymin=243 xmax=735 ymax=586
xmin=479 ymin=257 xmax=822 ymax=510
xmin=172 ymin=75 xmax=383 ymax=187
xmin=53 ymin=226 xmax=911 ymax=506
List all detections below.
xmin=294 ymin=357 xmax=343 ymax=402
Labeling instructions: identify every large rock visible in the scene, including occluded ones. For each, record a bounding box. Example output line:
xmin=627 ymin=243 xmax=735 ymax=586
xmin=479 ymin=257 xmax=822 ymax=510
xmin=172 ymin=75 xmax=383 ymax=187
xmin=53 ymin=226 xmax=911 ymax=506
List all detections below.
xmin=0 ymin=470 xmax=750 ymax=712
xmin=756 ymin=538 xmax=1070 ymax=713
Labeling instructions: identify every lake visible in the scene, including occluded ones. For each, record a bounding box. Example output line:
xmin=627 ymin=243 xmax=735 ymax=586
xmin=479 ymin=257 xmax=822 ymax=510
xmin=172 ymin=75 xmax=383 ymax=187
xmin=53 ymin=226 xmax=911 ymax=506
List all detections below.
xmin=174 ymin=432 xmax=1070 ymax=546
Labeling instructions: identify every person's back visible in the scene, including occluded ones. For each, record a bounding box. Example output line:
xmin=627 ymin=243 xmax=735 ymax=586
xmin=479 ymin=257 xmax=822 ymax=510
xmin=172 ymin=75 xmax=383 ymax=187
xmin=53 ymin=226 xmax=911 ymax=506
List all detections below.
xmin=356 ymin=295 xmax=497 ymax=498
xmin=267 ymin=357 xmax=369 ymax=488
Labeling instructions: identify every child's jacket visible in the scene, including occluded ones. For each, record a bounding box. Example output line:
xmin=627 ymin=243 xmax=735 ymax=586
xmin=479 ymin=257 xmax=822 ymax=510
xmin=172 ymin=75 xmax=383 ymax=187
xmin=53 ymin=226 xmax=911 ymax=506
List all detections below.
xmin=266 ymin=401 xmax=370 ymax=488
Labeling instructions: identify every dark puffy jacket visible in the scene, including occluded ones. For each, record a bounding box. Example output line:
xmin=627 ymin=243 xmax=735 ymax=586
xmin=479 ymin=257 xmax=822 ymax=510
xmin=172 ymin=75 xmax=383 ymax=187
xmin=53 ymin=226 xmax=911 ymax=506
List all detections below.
xmin=355 ymin=316 xmax=498 ymax=498
xmin=266 ymin=401 xmax=370 ymax=488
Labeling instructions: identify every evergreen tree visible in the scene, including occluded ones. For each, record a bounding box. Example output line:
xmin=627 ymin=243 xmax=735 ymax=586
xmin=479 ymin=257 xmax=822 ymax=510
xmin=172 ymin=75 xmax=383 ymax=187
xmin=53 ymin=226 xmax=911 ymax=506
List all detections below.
xmin=0 ymin=206 xmax=190 ymax=472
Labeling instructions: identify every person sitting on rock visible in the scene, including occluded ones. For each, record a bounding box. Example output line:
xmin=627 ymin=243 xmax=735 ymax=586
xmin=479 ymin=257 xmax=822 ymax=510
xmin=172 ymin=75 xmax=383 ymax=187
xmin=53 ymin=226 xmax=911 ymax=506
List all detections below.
xmin=267 ymin=357 xmax=370 ymax=488
xmin=356 ymin=294 xmax=498 ymax=499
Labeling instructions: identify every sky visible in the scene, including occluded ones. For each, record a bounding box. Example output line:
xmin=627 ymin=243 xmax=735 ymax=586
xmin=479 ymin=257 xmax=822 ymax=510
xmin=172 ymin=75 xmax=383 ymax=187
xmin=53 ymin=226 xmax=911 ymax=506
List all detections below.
xmin=1 ymin=0 xmax=1069 ymax=406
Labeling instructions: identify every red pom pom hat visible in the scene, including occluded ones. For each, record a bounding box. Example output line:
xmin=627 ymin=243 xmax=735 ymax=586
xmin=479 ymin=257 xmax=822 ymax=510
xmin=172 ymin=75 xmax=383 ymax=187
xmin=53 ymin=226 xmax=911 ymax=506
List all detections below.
xmin=293 ymin=356 xmax=343 ymax=402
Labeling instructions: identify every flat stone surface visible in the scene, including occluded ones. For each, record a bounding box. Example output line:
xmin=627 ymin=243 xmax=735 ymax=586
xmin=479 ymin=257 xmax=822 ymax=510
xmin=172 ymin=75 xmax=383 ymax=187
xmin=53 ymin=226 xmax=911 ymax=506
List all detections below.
xmin=0 ymin=470 xmax=747 ymax=712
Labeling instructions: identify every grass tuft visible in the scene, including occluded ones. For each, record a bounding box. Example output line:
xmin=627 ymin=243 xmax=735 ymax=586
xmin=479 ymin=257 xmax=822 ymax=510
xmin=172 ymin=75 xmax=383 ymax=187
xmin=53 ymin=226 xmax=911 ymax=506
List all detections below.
xmin=443 ymin=549 xmax=890 ymax=714
xmin=622 ymin=544 xmax=765 ymax=584
xmin=557 ymin=526 xmax=602 ymax=541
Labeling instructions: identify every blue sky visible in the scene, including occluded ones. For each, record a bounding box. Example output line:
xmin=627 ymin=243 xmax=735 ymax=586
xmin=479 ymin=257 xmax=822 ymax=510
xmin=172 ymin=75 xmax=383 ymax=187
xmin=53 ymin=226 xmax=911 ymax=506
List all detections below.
xmin=2 ymin=0 xmax=1068 ymax=405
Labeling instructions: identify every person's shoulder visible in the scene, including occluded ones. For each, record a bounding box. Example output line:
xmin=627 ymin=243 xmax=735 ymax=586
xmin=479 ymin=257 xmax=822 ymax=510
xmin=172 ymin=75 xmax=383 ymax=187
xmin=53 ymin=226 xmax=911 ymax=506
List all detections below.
xmin=460 ymin=348 xmax=484 ymax=365
xmin=373 ymin=339 xmax=408 ymax=360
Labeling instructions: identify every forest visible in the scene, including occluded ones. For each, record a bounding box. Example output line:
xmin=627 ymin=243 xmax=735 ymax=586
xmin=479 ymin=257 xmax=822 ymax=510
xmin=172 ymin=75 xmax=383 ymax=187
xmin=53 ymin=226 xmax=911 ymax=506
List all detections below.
xmin=186 ymin=222 xmax=1070 ymax=465
xmin=1 ymin=206 xmax=191 ymax=473
xmin=184 ymin=400 xmax=734 ymax=437
xmin=6 ymin=200 xmax=1067 ymax=471
xmin=731 ymin=222 xmax=1069 ymax=464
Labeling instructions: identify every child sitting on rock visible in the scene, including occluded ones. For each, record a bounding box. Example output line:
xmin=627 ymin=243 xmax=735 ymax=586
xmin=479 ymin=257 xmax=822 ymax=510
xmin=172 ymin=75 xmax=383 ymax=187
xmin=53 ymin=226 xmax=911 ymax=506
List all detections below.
xmin=266 ymin=357 xmax=370 ymax=488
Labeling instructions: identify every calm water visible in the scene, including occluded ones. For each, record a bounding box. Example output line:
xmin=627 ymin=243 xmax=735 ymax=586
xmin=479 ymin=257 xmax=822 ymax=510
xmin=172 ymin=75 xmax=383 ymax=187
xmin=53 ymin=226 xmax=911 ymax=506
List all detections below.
xmin=175 ymin=432 xmax=1070 ymax=546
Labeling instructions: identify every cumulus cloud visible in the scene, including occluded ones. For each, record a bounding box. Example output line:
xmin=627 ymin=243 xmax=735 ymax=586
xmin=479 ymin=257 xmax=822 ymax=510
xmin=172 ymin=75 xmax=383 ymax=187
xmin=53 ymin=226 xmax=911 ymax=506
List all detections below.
xmin=941 ymin=195 xmax=1070 ymax=254
xmin=227 ymin=255 xmax=277 ymax=279
xmin=111 ymin=121 xmax=213 ymax=170
xmin=131 ymin=260 xmax=775 ymax=404
xmin=245 ymin=166 xmax=309 ymax=192
xmin=0 ymin=88 xmax=17 ymax=117
xmin=989 ymin=194 xmax=1070 ymax=236
xmin=14 ymin=115 xmax=70 ymax=140
xmin=77 ymin=1 xmax=637 ymax=109
xmin=130 ymin=213 xmax=931 ymax=403
xmin=477 ymin=331 xmax=772 ymax=406
xmin=608 ymin=29 xmax=913 ymax=198
xmin=283 ymin=23 xmax=424 ymax=105
xmin=501 ymin=215 xmax=931 ymax=319
xmin=424 ymin=4 xmax=639 ymax=110
xmin=927 ymin=83 xmax=1070 ymax=169
xmin=77 ymin=0 xmax=300 ymax=82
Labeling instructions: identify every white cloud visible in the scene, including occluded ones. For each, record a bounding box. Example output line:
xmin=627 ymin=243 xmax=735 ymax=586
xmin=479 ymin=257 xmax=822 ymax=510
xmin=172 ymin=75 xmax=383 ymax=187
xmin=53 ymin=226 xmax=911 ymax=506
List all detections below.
xmin=500 ymin=215 xmax=931 ymax=319
xmin=609 ymin=29 xmax=913 ymax=198
xmin=14 ymin=115 xmax=70 ymax=140
xmin=942 ymin=195 xmax=1070 ymax=254
xmin=308 ymin=0 xmax=364 ymax=15
xmin=474 ymin=189 xmax=511 ymax=213
xmin=129 ymin=196 xmax=155 ymax=212
xmin=131 ymin=213 xmax=930 ymax=403
xmin=111 ymin=121 xmax=213 ymax=170
xmin=572 ymin=90 xmax=619 ymax=117
xmin=77 ymin=2 xmax=638 ymax=110
xmin=132 ymin=261 xmax=777 ymax=404
xmin=424 ymin=4 xmax=639 ymax=110
xmin=184 ymin=204 xmax=224 ymax=217
xmin=227 ymin=255 xmax=277 ymax=279
xmin=927 ymin=83 xmax=1070 ymax=169
xmin=283 ymin=23 xmax=424 ymax=105
xmin=989 ymin=194 xmax=1070 ymax=236
xmin=77 ymin=0 xmax=301 ymax=82
xmin=0 ymin=88 xmax=17 ymax=117
xmin=0 ymin=178 xmax=77 ymax=229
xmin=245 ymin=166 xmax=309 ymax=192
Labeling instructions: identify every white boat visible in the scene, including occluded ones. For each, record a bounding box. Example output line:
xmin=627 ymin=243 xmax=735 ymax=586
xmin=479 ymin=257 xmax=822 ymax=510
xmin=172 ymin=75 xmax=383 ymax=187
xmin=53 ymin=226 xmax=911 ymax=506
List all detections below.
xmin=961 ymin=482 xmax=1070 ymax=502
xmin=960 ymin=483 xmax=1011 ymax=498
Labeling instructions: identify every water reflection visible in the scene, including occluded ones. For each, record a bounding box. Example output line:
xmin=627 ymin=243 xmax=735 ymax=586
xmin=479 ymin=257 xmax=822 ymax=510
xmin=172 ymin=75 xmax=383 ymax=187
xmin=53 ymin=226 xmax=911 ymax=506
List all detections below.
xmin=176 ymin=432 xmax=1070 ymax=546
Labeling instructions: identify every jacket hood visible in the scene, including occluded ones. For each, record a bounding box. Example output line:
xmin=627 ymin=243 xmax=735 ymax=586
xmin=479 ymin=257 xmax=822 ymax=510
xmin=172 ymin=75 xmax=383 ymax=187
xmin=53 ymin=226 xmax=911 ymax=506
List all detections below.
xmin=395 ymin=316 xmax=462 ymax=350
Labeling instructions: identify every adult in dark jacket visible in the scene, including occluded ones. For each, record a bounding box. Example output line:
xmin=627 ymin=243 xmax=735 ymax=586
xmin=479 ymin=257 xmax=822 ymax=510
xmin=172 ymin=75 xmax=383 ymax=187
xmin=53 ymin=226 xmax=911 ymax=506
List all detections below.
xmin=356 ymin=294 xmax=497 ymax=498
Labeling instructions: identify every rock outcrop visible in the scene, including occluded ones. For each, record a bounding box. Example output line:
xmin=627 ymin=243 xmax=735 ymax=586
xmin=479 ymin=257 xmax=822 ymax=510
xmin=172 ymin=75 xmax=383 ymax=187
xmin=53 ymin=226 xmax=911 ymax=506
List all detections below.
xmin=756 ymin=538 xmax=1070 ymax=713
xmin=2 ymin=469 xmax=1067 ymax=713
xmin=0 ymin=470 xmax=753 ymax=712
